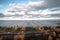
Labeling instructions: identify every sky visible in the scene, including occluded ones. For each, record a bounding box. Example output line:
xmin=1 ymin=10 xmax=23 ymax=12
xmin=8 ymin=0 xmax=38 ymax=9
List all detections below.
xmin=0 ymin=0 xmax=60 ymax=20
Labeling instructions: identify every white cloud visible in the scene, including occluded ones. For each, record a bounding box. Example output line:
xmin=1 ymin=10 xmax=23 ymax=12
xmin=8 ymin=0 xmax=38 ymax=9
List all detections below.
xmin=51 ymin=7 xmax=60 ymax=11
xmin=48 ymin=11 xmax=60 ymax=15
xmin=16 ymin=11 xmax=25 ymax=15
xmin=0 ymin=4 xmax=3 ymax=8
xmin=4 ymin=12 xmax=15 ymax=16
xmin=9 ymin=3 xmax=31 ymax=12
xmin=46 ymin=11 xmax=60 ymax=17
xmin=23 ymin=15 xmax=32 ymax=18
xmin=3 ymin=11 xmax=25 ymax=17
xmin=0 ymin=17 xmax=60 ymax=20
xmin=40 ymin=9 xmax=60 ymax=15
xmin=28 ymin=11 xmax=40 ymax=15
xmin=6 ymin=8 xmax=17 ymax=12
xmin=28 ymin=1 xmax=46 ymax=8
xmin=40 ymin=9 xmax=51 ymax=16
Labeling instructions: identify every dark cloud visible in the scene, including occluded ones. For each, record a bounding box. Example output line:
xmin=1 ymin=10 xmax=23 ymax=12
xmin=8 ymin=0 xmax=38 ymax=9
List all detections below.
xmin=31 ymin=0 xmax=60 ymax=9
xmin=0 ymin=13 xmax=5 ymax=17
xmin=50 ymin=14 xmax=60 ymax=17
xmin=27 ymin=0 xmax=60 ymax=10
xmin=45 ymin=0 xmax=60 ymax=8
xmin=6 ymin=14 xmax=23 ymax=17
xmin=50 ymin=7 xmax=60 ymax=11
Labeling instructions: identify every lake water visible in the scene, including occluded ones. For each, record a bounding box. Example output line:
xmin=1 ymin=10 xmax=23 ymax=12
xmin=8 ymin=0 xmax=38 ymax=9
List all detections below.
xmin=0 ymin=20 xmax=60 ymax=27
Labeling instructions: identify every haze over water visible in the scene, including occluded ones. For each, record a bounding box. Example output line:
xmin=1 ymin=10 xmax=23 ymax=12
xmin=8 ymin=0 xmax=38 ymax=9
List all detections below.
xmin=0 ymin=20 xmax=60 ymax=27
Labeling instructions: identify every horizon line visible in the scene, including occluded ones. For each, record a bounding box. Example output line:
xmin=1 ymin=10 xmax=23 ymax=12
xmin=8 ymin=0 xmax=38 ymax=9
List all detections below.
xmin=0 ymin=17 xmax=60 ymax=20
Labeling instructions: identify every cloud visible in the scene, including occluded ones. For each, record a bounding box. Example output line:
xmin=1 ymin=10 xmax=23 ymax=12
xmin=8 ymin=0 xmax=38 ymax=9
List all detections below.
xmin=28 ymin=1 xmax=47 ymax=9
xmin=0 ymin=17 xmax=60 ymax=20
xmin=45 ymin=0 xmax=60 ymax=8
xmin=16 ymin=11 xmax=25 ymax=15
xmin=50 ymin=7 xmax=60 ymax=11
xmin=46 ymin=11 xmax=60 ymax=17
xmin=48 ymin=11 xmax=60 ymax=15
xmin=9 ymin=3 xmax=31 ymax=12
xmin=3 ymin=11 xmax=25 ymax=17
xmin=50 ymin=14 xmax=60 ymax=17
xmin=0 ymin=12 xmax=5 ymax=17
xmin=4 ymin=0 xmax=60 ymax=18
xmin=0 ymin=4 xmax=3 ymax=8
xmin=6 ymin=1 xmax=46 ymax=17
xmin=6 ymin=7 xmax=60 ymax=18
xmin=7 ymin=1 xmax=46 ymax=13
xmin=27 ymin=11 xmax=40 ymax=15
xmin=6 ymin=8 xmax=17 ymax=12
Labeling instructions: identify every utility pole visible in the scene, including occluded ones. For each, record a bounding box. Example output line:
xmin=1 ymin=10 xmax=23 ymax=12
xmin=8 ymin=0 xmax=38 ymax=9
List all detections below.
xmin=20 ymin=23 xmax=27 ymax=40
xmin=14 ymin=23 xmax=27 ymax=40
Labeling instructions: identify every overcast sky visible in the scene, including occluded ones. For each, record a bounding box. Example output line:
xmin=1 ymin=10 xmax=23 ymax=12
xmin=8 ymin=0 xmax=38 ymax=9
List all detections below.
xmin=0 ymin=0 xmax=60 ymax=20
